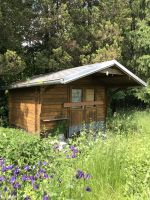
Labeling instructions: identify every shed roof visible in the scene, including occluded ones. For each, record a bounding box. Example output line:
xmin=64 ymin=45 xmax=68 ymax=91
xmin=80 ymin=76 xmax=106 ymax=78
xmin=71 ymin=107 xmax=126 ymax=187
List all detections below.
xmin=10 ymin=60 xmax=147 ymax=89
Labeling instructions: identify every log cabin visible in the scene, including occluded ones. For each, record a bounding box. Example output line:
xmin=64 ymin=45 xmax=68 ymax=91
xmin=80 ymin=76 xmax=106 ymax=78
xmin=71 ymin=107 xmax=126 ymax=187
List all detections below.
xmin=8 ymin=60 xmax=146 ymax=137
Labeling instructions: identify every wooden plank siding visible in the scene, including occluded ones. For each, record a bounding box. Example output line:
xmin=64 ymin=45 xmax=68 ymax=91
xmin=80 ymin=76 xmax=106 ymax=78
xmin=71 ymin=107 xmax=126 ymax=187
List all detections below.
xmin=9 ymin=74 xmax=107 ymax=136
xmin=9 ymin=88 xmax=40 ymax=134
xmin=68 ymin=76 xmax=107 ymax=122
xmin=40 ymin=76 xmax=107 ymax=134
xmin=40 ymin=85 xmax=68 ymax=132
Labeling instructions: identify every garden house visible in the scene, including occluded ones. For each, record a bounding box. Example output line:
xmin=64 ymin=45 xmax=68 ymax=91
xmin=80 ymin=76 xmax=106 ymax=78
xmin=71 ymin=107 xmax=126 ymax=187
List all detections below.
xmin=8 ymin=60 xmax=146 ymax=137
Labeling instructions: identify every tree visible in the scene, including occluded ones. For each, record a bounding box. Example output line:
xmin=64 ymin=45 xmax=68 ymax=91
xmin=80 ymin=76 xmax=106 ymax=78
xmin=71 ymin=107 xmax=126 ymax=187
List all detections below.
xmin=122 ymin=0 xmax=150 ymax=103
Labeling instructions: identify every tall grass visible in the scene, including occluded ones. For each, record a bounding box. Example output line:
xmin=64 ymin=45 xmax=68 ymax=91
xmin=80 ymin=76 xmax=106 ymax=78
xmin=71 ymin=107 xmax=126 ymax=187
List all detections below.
xmin=0 ymin=110 xmax=150 ymax=199
xmin=66 ymin=110 xmax=150 ymax=200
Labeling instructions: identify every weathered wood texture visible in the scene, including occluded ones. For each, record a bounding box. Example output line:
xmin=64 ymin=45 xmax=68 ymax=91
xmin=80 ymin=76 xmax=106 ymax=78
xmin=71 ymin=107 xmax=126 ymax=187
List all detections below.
xmin=40 ymin=76 xmax=106 ymax=133
xmin=9 ymin=74 xmax=107 ymax=135
xmin=9 ymin=88 xmax=40 ymax=134
xmin=40 ymin=85 xmax=68 ymax=132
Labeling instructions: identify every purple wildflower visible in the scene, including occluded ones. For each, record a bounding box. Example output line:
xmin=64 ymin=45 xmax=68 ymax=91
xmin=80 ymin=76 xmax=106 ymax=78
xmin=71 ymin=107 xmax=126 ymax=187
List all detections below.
xmin=22 ymin=175 xmax=28 ymax=181
xmin=24 ymin=165 xmax=30 ymax=171
xmin=70 ymin=145 xmax=75 ymax=150
xmin=70 ymin=145 xmax=78 ymax=153
xmin=0 ymin=159 xmax=4 ymax=166
xmin=38 ymin=168 xmax=46 ymax=173
xmin=76 ymin=170 xmax=84 ymax=179
xmin=13 ymin=167 xmax=20 ymax=176
xmin=84 ymin=173 xmax=91 ymax=180
xmin=43 ymin=192 xmax=49 ymax=200
xmin=38 ymin=161 xmax=41 ymax=166
xmin=85 ymin=186 xmax=91 ymax=192
xmin=76 ymin=170 xmax=91 ymax=180
xmin=43 ymin=196 xmax=49 ymax=200
xmin=44 ymin=173 xmax=49 ymax=179
xmin=24 ymin=196 xmax=30 ymax=200
xmin=29 ymin=175 xmax=35 ymax=181
xmin=10 ymin=176 xmax=16 ymax=184
xmin=0 ymin=176 xmax=5 ymax=182
xmin=43 ymin=161 xmax=47 ymax=166
xmin=72 ymin=154 xmax=76 ymax=158
xmin=2 ymin=166 xmax=7 ymax=172
xmin=2 ymin=165 xmax=14 ymax=172
xmin=13 ymin=182 xmax=21 ymax=189
xmin=7 ymin=165 xmax=14 ymax=170
xmin=33 ymin=184 xmax=39 ymax=190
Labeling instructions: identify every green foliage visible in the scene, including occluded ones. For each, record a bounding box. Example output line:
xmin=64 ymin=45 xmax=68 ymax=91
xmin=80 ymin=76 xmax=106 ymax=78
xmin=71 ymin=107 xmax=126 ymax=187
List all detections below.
xmin=0 ymin=110 xmax=150 ymax=199
xmin=0 ymin=50 xmax=26 ymax=83
xmin=122 ymin=0 xmax=150 ymax=103
xmin=0 ymin=0 xmax=149 ymax=104
xmin=107 ymin=111 xmax=142 ymax=135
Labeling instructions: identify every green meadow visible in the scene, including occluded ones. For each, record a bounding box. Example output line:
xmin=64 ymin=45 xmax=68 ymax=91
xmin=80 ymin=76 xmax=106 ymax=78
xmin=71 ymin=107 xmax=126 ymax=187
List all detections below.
xmin=0 ymin=110 xmax=150 ymax=200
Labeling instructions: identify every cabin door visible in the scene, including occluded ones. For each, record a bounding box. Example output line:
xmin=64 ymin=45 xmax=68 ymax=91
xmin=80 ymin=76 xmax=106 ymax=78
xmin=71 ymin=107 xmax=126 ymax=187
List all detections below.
xmin=84 ymin=89 xmax=97 ymax=124
xmin=69 ymin=88 xmax=83 ymax=136
xmin=69 ymin=88 xmax=97 ymax=136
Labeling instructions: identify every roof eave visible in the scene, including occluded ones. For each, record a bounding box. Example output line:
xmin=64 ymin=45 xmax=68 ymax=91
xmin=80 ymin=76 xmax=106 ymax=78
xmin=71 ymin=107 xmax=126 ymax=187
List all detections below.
xmin=113 ymin=60 xmax=147 ymax=87
xmin=9 ymin=79 xmax=64 ymax=89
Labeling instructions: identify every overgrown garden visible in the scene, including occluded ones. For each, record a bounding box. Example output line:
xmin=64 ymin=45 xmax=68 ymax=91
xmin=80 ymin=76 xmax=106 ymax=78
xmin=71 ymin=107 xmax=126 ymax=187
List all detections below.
xmin=0 ymin=110 xmax=150 ymax=199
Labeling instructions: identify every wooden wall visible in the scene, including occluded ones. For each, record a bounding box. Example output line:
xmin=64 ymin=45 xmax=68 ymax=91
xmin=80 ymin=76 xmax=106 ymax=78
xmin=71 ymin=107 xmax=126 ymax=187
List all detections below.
xmin=9 ymin=88 xmax=40 ymax=134
xmin=9 ymin=74 xmax=107 ymax=135
xmin=40 ymin=85 xmax=68 ymax=132
xmin=40 ymin=75 xmax=106 ymax=134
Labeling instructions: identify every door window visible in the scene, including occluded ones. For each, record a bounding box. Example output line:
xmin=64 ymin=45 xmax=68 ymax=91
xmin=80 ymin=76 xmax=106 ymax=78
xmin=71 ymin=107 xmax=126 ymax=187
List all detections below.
xmin=85 ymin=89 xmax=95 ymax=101
xmin=72 ymin=89 xmax=82 ymax=102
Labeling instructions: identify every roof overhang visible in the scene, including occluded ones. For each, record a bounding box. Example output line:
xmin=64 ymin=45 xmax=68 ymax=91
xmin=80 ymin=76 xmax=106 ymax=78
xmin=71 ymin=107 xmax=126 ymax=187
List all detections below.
xmin=9 ymin=60 xmax=147 ymax=89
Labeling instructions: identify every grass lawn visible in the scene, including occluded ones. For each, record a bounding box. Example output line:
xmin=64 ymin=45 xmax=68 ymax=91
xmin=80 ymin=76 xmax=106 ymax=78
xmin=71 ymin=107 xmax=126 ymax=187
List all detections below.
xmin=0 ymin=110 xmax=150 ymax=200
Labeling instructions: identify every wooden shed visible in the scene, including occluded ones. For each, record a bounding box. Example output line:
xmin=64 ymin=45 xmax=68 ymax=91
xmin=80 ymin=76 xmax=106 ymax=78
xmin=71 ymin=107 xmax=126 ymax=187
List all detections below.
xmin=8 ymin=60 xmax=146 ymax=137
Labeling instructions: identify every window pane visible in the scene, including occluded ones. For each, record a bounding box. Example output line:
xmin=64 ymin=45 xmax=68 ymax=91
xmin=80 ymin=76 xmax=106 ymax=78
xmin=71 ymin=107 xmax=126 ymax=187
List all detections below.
xmin=86 ymin=89 xmax=94 ymax=101
xmin=72 ymin=89 xmax=82 ymax=102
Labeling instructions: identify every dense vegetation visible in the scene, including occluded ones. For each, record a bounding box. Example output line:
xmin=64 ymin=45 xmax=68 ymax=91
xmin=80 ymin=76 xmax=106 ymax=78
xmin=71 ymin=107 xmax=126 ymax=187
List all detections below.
xmin=0 ymin=110 xmax=150 ymax=199
xmin=0 ymin=0 xmax=150 ymax=101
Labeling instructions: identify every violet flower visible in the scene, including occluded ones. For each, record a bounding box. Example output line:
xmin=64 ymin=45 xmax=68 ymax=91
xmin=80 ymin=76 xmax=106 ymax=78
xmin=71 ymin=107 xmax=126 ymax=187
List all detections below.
xmin=24 ymin=165 xmax=30 ymax=171
xmin=13 ymin=167 xmax=20 ymax=176
xmin=2 ymin=165 xmax=14 ymax=172
xmin=72 ymin=154 xmax=76 ymax=158
xmin=70 ymin=145 xmax=78 ymax=153
xmin=0 ymin=176 xmax=5 ymax=182
xmin=13 ymin=182 xmax=21 ymax=189
xmin=44 ymin=173 xmax=49 ymax=179
xmin=43 ymin=161 xmax=47 ymax=166
xmin=84 ymin=173 xmax=91 ymax=180
xmin=33 ymin=184 xmax=39 ymax=190
xmin=22 ymin=175 xmax=28 ymax=182
xmin=76 ymin=170 xmax=84 ymax=179
xmin=85 ymin=186 xmax=91 ymax=192
xmin=24 ymin=196 xmax=30 ymax=200
xmin=10 ymin=176 xmax=16 ymax=184
xmin=38 ymin=161 xmax=41 ymax=166
xmin=0 ymin=159 xmax=4 ymax=166
xmin=43 ymin=192 xmax=49 ymax=200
